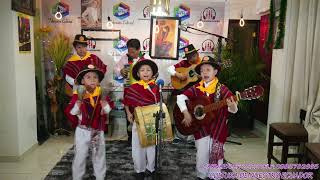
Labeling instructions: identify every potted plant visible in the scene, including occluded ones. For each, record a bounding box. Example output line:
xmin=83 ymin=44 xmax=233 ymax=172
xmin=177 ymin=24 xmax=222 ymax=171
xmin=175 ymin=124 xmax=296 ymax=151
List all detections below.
xmin=214 ymin=44 xmax=268 ymax=129
xmin=46 ymin=33 xmax=72 ymax=134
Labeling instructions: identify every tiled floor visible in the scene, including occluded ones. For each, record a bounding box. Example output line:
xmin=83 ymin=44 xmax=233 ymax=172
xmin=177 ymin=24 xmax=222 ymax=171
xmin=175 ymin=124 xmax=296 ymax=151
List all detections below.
xmin=0 ymin=133 xmax=268 ymax=180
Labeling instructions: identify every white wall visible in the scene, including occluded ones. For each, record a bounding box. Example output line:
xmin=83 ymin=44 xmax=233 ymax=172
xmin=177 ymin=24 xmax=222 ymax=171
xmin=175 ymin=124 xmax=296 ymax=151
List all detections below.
xmin=229 ymin=0 xmax=261 ymax=20
xmin=0 ymin=0 xmax=37 ymax=159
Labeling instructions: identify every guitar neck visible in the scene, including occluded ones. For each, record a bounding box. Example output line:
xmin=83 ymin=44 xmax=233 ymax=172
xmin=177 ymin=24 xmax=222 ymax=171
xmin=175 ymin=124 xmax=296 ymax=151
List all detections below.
xmin=204 ymin=94 xmax=239 ymax=113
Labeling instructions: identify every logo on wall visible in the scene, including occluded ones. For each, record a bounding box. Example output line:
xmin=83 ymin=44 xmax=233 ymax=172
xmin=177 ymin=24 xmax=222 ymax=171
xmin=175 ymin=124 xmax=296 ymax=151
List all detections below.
xmin=201 ymin=7 xmax=217 ymax=22
xmin=179 ymin=37 xmax=189 ymax=56
xmin=51 ymin=2 xmax=69 ymax=18
xmin=174 ymin=4 xmax=190 ymax=21
xmin=113 ymin=36 xmax=128 ymax=52
xmin=113 ymin=2 xmax=130 ymax=20
xmin=201 ymin=39 xmax=215 ymax=53
xmin=142 ymin=38 xmax=150 ymax=52
xmin=49 ymin=2 xmax=72 ymax=23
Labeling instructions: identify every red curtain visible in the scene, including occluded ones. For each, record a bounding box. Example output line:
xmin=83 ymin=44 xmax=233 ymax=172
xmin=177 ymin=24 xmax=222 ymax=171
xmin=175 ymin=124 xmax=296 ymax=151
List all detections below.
xmin=259 ymin=14 xmax=272 ymax=75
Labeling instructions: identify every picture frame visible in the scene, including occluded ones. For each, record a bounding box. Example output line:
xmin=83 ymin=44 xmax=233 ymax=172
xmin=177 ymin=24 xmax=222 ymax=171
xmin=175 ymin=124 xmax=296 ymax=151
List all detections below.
xmin=12 ymin=0 xmax=35 ymax=16
xmin=81 ymin=0 xmax=102 ymax=30
xmin=149 ymin=16 xmax=180 ymax=60
xmin=18 ymin=14 xmax=31 ymax=53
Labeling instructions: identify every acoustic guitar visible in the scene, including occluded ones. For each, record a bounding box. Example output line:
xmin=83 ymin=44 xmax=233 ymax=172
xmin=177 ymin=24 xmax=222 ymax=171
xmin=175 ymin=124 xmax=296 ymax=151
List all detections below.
xmin=173 ymin=85 xmax=264 ymax=135
xmin=171 ymin=64 xmax=199 ymax=90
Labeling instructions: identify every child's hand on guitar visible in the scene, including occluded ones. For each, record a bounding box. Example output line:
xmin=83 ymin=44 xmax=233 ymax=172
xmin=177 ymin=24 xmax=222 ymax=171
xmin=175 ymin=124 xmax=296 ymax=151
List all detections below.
xmin=182 ymin=110 xmax=192 ymax=127
xmin=226 ymin=97 xmax=238 ymax=112
xmin=175 ymin=72 xmax=187 ymax=81
xmin=127 ymin=112 xmax=134 ymax=123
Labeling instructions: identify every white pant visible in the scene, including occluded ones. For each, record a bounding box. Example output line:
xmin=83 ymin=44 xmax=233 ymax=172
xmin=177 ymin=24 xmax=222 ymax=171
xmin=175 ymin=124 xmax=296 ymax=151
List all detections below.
xmin=195 ymin=136 xmax=223 ymax=179
xmin=132 ymin=122 xmax=156 ymax=173
xmin=72 ymin=127 xmax=106 ymax=180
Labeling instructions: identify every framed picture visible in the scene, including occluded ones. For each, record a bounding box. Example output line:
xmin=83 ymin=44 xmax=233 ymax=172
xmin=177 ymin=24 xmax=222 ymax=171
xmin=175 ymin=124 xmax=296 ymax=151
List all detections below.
xmin=149 ymin=16 xmax=180 ymax=60
xmin=17 ymin=14 xmax=31 ymax=53
xmin=81 ymin=0 xmax=102 ymax=30
xmin=12 ymin=0 xmax=35 ymax=16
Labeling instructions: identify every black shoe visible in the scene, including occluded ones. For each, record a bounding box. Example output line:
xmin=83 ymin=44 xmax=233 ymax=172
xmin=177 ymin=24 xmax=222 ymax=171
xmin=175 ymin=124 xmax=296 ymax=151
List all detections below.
xmin=135 ymin=172 xmax=145 ymax=180
xmin=197 ymin=177 xmax=210 ymax=180
xmin=145 ymin=170 xmax=156 ymax=180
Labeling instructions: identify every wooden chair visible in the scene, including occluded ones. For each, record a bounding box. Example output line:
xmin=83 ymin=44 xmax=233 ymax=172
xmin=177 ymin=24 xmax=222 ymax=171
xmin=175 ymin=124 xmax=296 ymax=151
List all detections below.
xmin=304 ymin=143 xmax=320 ymax=180
xmin=267 ymin=110 xmax=308 ymax=166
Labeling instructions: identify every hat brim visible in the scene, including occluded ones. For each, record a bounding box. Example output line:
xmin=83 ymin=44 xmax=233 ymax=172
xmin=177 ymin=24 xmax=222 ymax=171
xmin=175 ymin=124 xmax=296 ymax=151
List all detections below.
xmin=183 ymin=49 xmax=199 ymax=58
xmin=195 ymin=62 xmax=221 ymax=75
xmin=132 ymin=60 xmax=158 ymax=81
xmin=73 ymin=41 xmax=88 ymax=46
xmin=75 ymin=69 xmax=105 ymax=84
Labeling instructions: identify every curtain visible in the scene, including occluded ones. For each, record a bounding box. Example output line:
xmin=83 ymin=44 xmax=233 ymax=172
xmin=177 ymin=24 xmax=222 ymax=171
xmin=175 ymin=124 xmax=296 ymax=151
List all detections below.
xmin=281 ymin=0 xmax=320 ymax=142
xmin=259 ymin=14 xmax=272 ymax=75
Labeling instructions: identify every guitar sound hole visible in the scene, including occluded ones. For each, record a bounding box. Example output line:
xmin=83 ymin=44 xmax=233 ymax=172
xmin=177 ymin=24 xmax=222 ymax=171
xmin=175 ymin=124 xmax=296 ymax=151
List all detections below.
xmin=194 ymin=107 xmax=204 ymax=117
xmin=189 ymin=70 xmax=195 ymax=77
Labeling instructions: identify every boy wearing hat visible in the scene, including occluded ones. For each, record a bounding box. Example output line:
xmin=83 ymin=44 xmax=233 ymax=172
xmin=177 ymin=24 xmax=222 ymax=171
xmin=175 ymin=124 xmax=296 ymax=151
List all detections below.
xmin=64 ymin=64 xmax=114 ymax=180
xmin=123 ymin=59 xmax=159 ymax=180
xmin=176 ymin=56 xmax=238 ymax=180
xmin=63 ymin=34 xmax=107 ymax=96
xmin=167 ymin=44 xmax=201 ymax=87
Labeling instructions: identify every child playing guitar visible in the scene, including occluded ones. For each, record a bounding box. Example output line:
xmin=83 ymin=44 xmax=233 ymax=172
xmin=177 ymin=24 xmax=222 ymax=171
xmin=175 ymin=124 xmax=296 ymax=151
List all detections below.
xmin=167 ymin=44 xmax=201 ymax=144
xmin=176 ymin=56 xmax=238 ymax=180
xmin=168 ymin=44 xmax=201 ymax=93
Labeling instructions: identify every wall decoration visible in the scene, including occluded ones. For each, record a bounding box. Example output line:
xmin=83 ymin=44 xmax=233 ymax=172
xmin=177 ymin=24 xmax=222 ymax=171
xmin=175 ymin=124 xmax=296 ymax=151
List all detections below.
xmin=265 ymin=0 xmax=287 ymax=50
xmin=18 ymin=14 xmax=31 ymax=53
xmin=150 ymin=16 xmax=180 ymax=60
xmin=81 ymin=29 xmax=121 ymax=41
xmin=81 ymin=0 xmax=102 ymax=29
xmin=12 ymin=0 xmax=35 ymax=16
xmin=274 ymin=0 xmax=287 ymax=49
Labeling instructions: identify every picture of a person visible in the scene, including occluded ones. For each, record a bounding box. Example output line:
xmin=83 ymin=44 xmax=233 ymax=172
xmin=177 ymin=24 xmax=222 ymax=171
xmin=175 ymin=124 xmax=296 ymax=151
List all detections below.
xmin=81 ymin=0 xmax=102 ymax=29
xmin=154 ymin=20 xmax=175 ymax=58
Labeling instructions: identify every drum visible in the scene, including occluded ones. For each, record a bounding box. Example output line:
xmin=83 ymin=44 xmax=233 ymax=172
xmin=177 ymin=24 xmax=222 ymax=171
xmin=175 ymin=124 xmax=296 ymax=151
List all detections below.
xmin=134 ymin=103 xmax=173 ymax=147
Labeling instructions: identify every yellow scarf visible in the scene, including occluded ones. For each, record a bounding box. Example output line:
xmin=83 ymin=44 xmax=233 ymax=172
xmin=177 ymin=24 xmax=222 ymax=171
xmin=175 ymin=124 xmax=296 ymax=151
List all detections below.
xmin=74 ymin=86 xmax=101 ymax=107
xmin=196 ymin=78 xmax=219 ymax=95
xmin=134 ymin=79 xmax=155 ymax=89
xmin=68 ymin=52 xmax=91 ymax=62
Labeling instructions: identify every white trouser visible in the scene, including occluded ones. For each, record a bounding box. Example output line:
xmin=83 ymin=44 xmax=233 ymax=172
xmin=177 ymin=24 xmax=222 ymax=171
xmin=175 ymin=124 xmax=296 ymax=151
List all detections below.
xmin=195 ymin=136 xmax=223 ymax=179
xmin=132 ymin=122 xmax=155 ymax=173
xmin=72 ymin=127 xmax=106 ymax=180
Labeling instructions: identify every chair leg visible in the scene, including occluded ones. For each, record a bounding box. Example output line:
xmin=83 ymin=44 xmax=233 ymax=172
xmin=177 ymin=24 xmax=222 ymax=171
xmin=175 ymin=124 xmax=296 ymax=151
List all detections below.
xmin=267 ymin=127 xmax=274 ymax=165
xmin=281 ymin=140 xmax=289 ymax=164
xmin=280 ymin=140 xmax=289 ymax=180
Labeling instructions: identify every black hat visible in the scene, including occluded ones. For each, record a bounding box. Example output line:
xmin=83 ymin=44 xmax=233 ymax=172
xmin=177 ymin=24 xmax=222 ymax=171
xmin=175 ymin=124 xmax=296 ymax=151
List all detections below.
xmin=131 ymin=59 xmax=158 ymax=81
xmin=75 ymin=64 xmax=105 ymax=84
xmin=73 ymin=34 xmax=88 ymax=46
xmin=195 ymin=56 xmax=221 ymax=75
xmin=183 ymin=44 xmax=199 ymax=58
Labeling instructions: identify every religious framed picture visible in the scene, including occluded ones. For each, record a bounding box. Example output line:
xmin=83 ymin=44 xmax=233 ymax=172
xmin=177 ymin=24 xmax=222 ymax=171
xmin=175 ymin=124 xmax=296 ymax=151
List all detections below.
xmin=12 ymin=0 xmax=35 ymax=16
xmin=17 ymin=14 xmax=31 ymax=53
xmin=149 ymin=16 xmax=180 ymax=60
xmin=81 ymin=0 xmax=102 ymax=30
